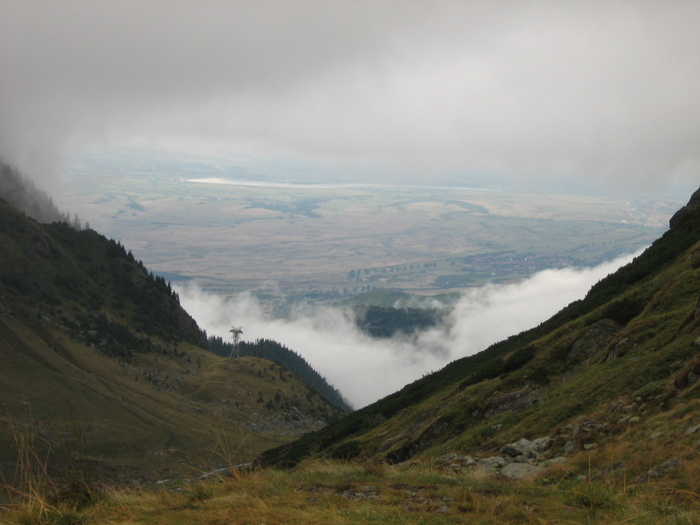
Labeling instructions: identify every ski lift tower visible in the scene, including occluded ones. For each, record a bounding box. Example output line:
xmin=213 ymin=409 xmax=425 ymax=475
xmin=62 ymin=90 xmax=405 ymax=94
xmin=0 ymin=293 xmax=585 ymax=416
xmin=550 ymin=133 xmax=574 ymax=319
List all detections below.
xmin=229 ymin=326 xmax=243 ymax=359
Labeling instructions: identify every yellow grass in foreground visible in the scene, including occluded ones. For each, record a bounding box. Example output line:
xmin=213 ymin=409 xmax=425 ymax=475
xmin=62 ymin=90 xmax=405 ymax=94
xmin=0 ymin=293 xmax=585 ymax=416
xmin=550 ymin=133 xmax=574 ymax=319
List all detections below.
xmin=2 ymin=456 xmax=699 ymax=525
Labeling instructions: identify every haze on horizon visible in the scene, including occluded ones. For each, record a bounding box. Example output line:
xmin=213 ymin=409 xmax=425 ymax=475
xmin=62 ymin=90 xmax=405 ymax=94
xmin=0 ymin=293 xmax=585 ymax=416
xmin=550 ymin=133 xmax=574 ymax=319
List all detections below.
xmin=0 ymin=0 xmax=698 ymax=196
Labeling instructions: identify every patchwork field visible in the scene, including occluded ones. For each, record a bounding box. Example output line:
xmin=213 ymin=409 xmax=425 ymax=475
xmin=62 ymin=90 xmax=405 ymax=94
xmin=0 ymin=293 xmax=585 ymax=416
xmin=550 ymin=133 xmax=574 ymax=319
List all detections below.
xmin=60 ymin=149 xmax=677 ymax=306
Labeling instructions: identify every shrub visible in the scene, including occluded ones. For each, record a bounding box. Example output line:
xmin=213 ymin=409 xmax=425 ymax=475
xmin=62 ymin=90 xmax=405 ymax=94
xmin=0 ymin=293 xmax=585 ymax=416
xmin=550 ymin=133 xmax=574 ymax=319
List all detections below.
xmin=601 ymin=297 xmax=645 ymax=326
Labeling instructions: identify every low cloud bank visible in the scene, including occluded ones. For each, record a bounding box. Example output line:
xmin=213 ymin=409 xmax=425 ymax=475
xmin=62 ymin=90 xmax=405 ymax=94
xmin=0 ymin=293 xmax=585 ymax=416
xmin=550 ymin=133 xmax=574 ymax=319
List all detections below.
xmin=176 ymin=252 xmax=640 ymax=408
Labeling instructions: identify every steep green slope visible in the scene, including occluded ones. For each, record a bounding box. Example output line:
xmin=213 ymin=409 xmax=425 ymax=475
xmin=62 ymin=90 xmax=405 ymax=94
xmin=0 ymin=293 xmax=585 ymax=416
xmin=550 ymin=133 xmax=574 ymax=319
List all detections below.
xmin=208 ymin=337 xmax=353 ymax=413
xmin=260 ymin=186 xmax=700 ymax=469
xmin=0 ymin=195 xmax=343 ymax=483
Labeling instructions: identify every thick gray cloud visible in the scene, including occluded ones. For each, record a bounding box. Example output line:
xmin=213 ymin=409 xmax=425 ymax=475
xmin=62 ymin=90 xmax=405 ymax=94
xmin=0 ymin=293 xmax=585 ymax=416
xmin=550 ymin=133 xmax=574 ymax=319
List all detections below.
xmin=1 ymin=1 xmax=699 ymax=188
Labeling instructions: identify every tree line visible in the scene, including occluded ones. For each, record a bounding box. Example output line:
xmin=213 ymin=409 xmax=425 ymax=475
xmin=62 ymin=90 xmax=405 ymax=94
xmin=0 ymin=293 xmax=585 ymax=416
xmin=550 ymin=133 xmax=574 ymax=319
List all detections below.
xmin=207 ymin=336 xmax=353 ymax=413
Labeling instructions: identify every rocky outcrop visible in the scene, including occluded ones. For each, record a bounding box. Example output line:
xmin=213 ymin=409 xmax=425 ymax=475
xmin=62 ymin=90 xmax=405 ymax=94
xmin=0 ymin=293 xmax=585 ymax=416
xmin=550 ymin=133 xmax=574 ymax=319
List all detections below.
xmin=474 ymin=385 xmax=544 ymax=419
xmin=632 ymin=457 xmax=682 ymax=484
xmin=500 ymin=436 xmax=552 ymax=459
xmin=562 ymin=319 xmax=621 ymax=382
xmin=567 ymin=319 xmax=621 ymax=361
xmin=435 ymin=435 xmax=565 ymax=480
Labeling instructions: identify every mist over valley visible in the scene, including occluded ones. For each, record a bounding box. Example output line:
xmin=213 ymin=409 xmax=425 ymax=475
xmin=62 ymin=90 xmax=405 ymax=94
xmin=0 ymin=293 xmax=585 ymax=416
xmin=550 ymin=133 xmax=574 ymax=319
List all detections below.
xmin=55 ymin=148 xmax=675 ymax=407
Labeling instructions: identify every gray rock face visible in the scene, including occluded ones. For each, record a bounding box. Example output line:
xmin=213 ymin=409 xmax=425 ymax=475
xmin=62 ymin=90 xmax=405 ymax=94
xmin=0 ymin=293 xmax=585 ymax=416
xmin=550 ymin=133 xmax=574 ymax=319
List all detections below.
xmin=501 ymin=438 xmax=538 ymax=459
xmin=436 ymin=435 xmax=560 ymax=480
xmin=567 ymin=319 xmax=620 ymax=361
xmin=532 ymin=437 xmax=553 ymax=452
xmin=481 ymin=385 xmax=544 ymax=419
xmin=500 ymin=436 xmax=552 ymax=460
xmin=539 ymin=456 xmax=568 ymax=468
xmin=476 ymin=456 xmax=509 ymax=473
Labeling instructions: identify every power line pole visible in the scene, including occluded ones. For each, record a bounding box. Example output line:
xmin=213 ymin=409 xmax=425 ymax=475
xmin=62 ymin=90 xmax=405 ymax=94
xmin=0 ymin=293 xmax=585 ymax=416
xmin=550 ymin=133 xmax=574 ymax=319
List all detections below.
xmin=229 ymin=326 xmax=243 ymax=359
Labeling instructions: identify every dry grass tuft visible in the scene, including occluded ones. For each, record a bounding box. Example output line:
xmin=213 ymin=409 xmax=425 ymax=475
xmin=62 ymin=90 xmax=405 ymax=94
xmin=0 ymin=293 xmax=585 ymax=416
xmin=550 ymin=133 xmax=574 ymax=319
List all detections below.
xmin=2 ymin=439 xmax=699 ymax=524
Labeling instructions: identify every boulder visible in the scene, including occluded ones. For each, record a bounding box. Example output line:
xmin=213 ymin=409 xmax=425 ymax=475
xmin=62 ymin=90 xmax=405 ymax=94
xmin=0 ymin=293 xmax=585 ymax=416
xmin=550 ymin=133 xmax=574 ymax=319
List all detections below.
xmin=684 ymin=423 xmax=700 ymax=435
xmin=476 ymin=456 xmax=508 ymax=473
xmin=539 ymin=456 xmax=568 ymax=468
xmin=500 ymin=462 xmax=543 ymax=480
xmin=500 ymin=436 xmax=552 ymax=460
xmin=434 ymin=453 xmax=477 ymax=473
xmin=531 ymin=437 xmax=552 ymax=452
xmin=501 ymin=438 xmax=538 ymax=459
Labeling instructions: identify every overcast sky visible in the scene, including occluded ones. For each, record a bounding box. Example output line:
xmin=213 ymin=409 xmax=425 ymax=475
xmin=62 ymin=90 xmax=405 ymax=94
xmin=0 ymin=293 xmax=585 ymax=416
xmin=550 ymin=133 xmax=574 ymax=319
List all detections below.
xmin=1 ymin=1 xmax=699 ymax=191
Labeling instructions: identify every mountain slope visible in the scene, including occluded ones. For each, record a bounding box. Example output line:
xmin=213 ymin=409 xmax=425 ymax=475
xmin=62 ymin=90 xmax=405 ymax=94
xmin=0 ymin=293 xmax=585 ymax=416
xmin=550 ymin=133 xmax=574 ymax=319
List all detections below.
xmin=260 ymin=186 xmax=700 ymax=475
xmin=208 ymin=336 xmax=353 ymax=413
xmin=0 ymin=162 xmax=70 ymax=224
xmin=0 ymin=194 xmax=343 ymax=483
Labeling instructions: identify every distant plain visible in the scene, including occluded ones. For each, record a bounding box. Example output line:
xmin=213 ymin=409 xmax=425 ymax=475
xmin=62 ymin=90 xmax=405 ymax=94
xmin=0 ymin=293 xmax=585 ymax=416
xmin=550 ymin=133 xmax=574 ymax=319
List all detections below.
xmin=60 ymin=149 xmax=678 ymax=308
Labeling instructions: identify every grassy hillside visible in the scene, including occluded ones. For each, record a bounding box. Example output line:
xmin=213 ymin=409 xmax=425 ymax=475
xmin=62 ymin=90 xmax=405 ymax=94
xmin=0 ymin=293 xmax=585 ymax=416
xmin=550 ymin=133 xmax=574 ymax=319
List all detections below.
xmin=0 ymin=193 xmax=344 ymax=486
xmin=208 ymin=337 xmax=353 ymax=413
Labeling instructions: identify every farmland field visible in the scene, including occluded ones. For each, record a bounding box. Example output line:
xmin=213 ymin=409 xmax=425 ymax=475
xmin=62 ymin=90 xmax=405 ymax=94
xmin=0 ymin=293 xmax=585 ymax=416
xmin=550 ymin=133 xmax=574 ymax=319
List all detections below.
xmin=60 ymin=148 xmax=678 ymax=308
